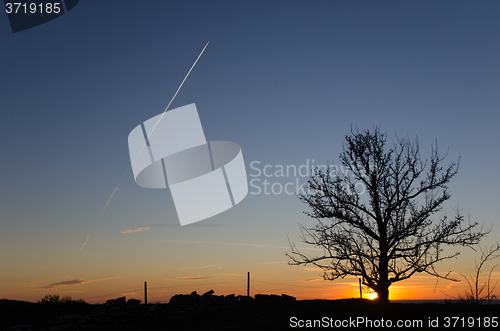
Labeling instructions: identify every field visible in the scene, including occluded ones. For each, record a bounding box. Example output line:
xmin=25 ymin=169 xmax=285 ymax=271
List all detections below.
xmin=1 ymin=296 xmax=498 ymax=330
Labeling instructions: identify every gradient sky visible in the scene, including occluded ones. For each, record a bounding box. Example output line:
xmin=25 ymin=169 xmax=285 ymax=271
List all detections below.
xmin=1 ymin=0 xmax=500 ymax=303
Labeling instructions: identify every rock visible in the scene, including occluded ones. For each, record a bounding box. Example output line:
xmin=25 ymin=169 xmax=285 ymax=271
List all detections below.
xmin=105 ymin=296 xmax=126 ymax=306
xmin=238 ymin=295 xmax=253 ymax=300
xmin=127 ymin=298 xmax=141 ymax=305
xmin=169 ymin=294 xmax=180 ymax=304
xmin=115 ymin=297 xmax=126 ymax=305
xmin=165 ymin=290 xmax=292 ymax=314
xmin=254 ymin=293 xmax=296 ymax=301
xmin=203 ymin=289 xmax=214 ymax=297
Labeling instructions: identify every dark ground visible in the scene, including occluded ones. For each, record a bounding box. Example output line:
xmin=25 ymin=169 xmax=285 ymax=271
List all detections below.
xmin=1 ymin=297 xmax=499 ymax=330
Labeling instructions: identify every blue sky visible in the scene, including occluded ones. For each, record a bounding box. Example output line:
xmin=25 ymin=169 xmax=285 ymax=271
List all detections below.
xmin=1 ymin=0 xmax=499 ymax=302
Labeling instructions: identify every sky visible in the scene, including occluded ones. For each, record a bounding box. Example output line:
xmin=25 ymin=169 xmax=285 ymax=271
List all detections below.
xmin=1 ymin=0 xmax=500 ymax=303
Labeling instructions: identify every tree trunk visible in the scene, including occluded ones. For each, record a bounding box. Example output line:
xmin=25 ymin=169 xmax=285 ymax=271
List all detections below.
xmin=376 ymin=283 xmax=390 ymax=303
xmin=378 ymin=238 xmax=390 ymax=303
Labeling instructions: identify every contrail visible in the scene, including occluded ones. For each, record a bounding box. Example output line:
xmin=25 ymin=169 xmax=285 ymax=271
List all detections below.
xmin=102 ymin=41 xmax=209 ymax=215
xmin=79 ymin=42 xmax=210 ymax=252
xmin=101 ymin=186 xmax=119 ymax=215
xmin=100 ymin=167 xmax=130 ymax=216
xmin=79 ymin=235 xmax=90 ymax=252
xmin=145 ymin=41 xmax=210 ymax=143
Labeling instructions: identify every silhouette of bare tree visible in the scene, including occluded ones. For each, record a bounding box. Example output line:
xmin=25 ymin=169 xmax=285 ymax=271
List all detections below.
xmin=458 ymin=243 xmax=500 ymax=304
xmin=288 ymin=127 xmax=488 ymax=303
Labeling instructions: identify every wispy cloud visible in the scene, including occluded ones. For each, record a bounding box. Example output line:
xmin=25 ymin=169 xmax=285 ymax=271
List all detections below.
xmin=177 ymin=276 xmax=214 ymax=281
xmin=190 ymin=264 xmax=217 ymax=269
xmin=120 ymin=226 xmax=150 ymax=234
xmin=36 ymin=276 xmax=120 ymax=290
xmin=38 ymin=279 xmax=89 ymax=289
xmin=23 ymin=276 xmax=71 ymax=285
xmin=301 ymin=278 xmax=322 ymax=282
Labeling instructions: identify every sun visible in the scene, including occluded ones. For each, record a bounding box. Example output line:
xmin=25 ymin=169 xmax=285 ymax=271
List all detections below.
xmin=366 ymin=293 xmax=378 ymax=300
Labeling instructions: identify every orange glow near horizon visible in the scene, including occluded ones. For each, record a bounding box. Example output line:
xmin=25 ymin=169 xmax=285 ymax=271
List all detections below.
xmin=6 ymin=276 xmax=479 ymax=304
xmin=294 ymin=276 xmax=468 ymax=302
xmin=3 ymin=254 xmax=484 ymax=304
